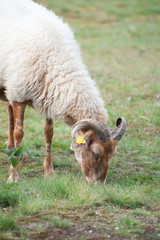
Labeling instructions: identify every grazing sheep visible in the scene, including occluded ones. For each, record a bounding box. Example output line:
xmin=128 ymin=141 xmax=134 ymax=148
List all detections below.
xmin=0 ymin=0 xmax=126 ymax=183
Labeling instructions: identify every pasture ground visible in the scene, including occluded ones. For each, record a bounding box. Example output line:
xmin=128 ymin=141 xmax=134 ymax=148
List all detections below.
xmin=0 ymin=0 xmax=160 ymax=239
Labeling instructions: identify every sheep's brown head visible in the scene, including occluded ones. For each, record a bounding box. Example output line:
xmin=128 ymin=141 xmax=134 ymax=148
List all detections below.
xmin=70 ymin=117 xmax=126 ymax=183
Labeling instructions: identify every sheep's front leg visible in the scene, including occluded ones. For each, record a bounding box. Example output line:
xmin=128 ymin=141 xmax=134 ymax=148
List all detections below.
xmin=7 ymin=102 xmax=26 ymax=183
xmin=7 ymin=104 xmax=14 ymax=150
xmin=43 ymin=119 xmax=54 ymax=178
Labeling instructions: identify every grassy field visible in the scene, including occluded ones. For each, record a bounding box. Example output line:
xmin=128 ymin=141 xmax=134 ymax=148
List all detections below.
xmin=0 ymin=0 xmax=160 ymax=239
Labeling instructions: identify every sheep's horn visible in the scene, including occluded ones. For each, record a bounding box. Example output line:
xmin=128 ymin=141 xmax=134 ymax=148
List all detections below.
xmin=71 ymin=119 xmax=110 ymax=143
xmin=112 ymin=117 xmax=126 ymax=141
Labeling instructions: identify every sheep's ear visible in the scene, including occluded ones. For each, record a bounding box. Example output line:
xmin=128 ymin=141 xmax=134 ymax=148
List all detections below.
xmin=70 ymin=130 xmax=94 ymax=151
xmin=70 ymin=140 xmax=87 ymax=151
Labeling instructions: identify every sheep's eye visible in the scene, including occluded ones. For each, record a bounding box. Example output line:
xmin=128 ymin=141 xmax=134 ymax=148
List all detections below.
xmin=92 ymin=151 xmax=100 ymax=160
xmin=108 ymin=149 xmax=113 ymax=157
xmin=108 ymin=149 xmax=112 ymax=154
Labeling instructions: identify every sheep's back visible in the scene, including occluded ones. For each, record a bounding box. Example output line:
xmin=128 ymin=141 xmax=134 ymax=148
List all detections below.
xmin=0 ymin=0 xmax=108 ymax=123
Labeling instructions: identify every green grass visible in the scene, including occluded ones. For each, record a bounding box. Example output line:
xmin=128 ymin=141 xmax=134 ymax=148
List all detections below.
xmin=0 ymin=0 xmax=160 ymax=239
xmin=0 ymin=210 xmax=19 ymax=232
xmin=118 ymin=216 xmax=144 ymax=235
xmin=0 ymin=183 xmax=20 ymax=208
xmin=51 ymin=216 xmax=72 ymax=228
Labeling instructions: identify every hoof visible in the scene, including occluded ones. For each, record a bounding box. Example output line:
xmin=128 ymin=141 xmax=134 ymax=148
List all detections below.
xmin=43 ymin=163 xmax=54 ymax=179
xmin=7 ymin=165 xmax=20 ymax=183
xmin=44 ymin=169 xmax=54 ymax=179
xmin=7 ymin=177 xmax=14 ymax=183
xmin=7 ymin=177 xmax=19 ymax=183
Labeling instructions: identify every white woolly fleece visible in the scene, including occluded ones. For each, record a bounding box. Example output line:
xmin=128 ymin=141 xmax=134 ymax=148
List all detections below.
xmin=0 ymin=0 xmax=108 ymax=125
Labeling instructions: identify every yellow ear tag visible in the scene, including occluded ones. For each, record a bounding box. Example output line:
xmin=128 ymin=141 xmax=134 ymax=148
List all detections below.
xmin=76 ymin=136 xmax=86 ymax=144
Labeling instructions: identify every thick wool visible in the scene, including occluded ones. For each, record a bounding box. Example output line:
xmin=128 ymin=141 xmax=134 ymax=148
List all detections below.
xmin=0 ymin=0 xmax=108 ymax=125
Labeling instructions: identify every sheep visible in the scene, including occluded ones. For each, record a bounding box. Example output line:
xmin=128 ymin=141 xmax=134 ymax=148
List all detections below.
xmin=0 ymin=0 xmax=126 ymax=183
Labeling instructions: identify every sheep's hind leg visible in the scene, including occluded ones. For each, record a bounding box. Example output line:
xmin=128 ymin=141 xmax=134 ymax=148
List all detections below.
xmin=7 ymin=104 xmax=14 ymax=150
xmin=43 ymin=118 xmax=54 ymax=178
xmin=7 ymin=104 xmax=15 ymax=183
xmin=7 ymin=102 xmax=26 ymax=183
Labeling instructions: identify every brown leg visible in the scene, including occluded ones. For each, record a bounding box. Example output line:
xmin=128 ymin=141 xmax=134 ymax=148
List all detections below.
xmin=7 ymin=102 xmax=26 ymax=183
xmin=7 ymin=104 xmax=14 ymax=150
xmin=43 ymin=118 xmax=54 ymax=178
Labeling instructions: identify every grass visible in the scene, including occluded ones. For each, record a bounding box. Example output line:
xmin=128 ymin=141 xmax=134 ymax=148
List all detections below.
xmin=118 ymin=216 xmax=143 ymax=235
xmin=0 ymin=211 xmax=17 ymax=231
xmin=51 ymin=216 xmax=72 ymax=228
xmin=0 ymin=0 xmax=160 ymax=239
xmin=0 ymin=183 xmax=20 ymax=208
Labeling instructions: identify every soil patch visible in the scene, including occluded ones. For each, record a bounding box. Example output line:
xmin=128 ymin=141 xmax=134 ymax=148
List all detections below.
xmin=18 ymin=207 xmax=160 ymax=240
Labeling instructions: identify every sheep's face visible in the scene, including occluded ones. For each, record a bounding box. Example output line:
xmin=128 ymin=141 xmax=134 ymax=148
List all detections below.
xmin=71 ymin=130 xmax=118 ymax=183
xmin=70 ymin=118 xmax=126 ymax=183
